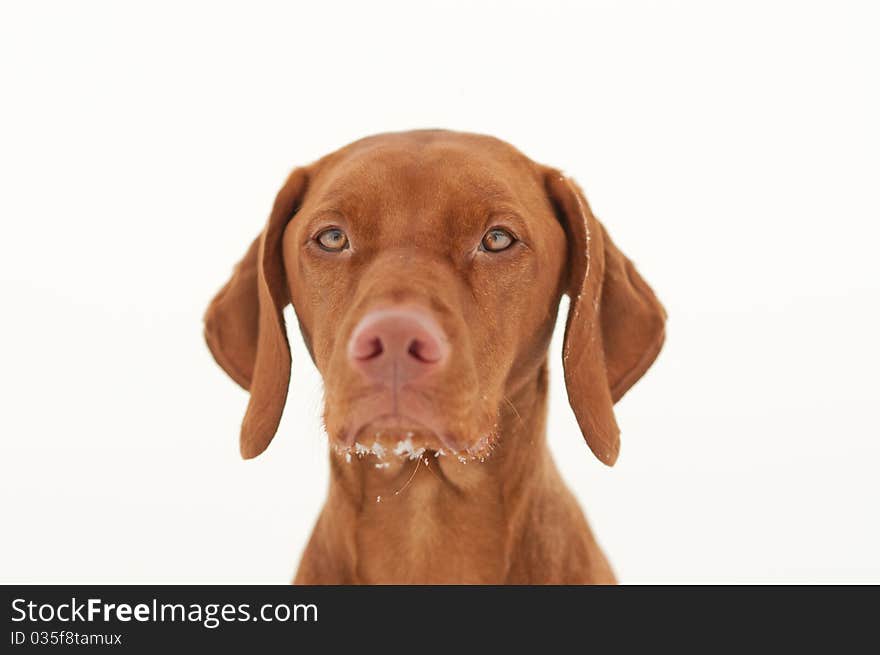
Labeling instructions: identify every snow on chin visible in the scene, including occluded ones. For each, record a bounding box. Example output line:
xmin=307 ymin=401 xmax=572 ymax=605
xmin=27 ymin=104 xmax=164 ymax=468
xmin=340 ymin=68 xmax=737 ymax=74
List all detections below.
xmin=353 ymin=441 xmax=386 ymax=458
xmin=335 ymin=428 xmax=499 ymax=464
xmin=392 ymin=436 xmax=425 ymax=460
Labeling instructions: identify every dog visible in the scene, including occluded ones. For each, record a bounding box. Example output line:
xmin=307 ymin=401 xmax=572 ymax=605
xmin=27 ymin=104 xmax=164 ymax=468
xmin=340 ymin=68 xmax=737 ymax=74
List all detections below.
xmin=204 ymin=130 xmax=665 ymax=584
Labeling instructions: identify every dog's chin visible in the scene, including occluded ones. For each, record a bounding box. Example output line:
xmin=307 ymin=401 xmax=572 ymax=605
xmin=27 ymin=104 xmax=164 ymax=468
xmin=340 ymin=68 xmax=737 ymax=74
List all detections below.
xmin=325 ymin=387 xmax=501 ymax=464
xmin=329 ymin=412 xmax=498 ymax=464
xmin=324 ymin=389 xmax=494 ymax=461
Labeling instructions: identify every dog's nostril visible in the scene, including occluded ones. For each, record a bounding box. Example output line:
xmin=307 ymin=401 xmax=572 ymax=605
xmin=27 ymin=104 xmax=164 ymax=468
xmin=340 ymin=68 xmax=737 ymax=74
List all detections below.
xmin=348 ymin=307 xmax=449 ymax=381
xmin=356 ymin=337 xmax=384 ymax=361
xmin=407 ymin=338 xmax=438 ymax=364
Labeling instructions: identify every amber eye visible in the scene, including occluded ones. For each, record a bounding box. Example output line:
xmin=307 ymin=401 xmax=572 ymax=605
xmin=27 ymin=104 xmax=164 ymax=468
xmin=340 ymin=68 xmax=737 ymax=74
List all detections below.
xmin=315 ymin=227 xmax=349 ymax=252
xmin=480 ymin=227 xmax=516 ymax=252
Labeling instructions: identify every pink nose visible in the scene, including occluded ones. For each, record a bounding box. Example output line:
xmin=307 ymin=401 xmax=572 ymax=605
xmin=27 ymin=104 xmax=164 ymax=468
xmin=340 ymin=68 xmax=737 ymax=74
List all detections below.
xmin=347 ymin=307 xmax=449 ymax=385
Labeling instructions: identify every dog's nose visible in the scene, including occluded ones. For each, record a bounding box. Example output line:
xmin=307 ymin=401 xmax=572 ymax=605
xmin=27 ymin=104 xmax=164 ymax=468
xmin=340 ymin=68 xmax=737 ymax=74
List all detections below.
xmin=348 ymin=307 xmax=449 ymax=384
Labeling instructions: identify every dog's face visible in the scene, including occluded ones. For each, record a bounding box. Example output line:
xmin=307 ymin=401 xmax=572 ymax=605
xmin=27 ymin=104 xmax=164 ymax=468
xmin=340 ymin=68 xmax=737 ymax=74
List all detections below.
xmin=283 ymin=133 xmax=567 ymax=457
xmin=205 ymin=130 xmax=665 ymax=465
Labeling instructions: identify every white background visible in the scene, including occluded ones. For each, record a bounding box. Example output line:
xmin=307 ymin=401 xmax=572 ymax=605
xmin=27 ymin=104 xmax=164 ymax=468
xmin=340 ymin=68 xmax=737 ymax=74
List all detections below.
xmin=1 ymin=1 xmax=878 ymax=583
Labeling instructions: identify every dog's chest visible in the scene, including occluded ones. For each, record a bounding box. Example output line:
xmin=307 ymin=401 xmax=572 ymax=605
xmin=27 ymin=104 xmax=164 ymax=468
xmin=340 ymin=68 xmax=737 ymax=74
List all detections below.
xmin=353 ymin=482 xmax=510 ymax=584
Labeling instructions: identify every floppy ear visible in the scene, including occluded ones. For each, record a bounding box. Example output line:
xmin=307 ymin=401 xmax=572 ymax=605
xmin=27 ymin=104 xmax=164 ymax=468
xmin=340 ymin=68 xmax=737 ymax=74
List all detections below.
xmin=204 ymin=168 xmax=309 ymax=459
xmin=544 ymin=169 xmax=666 ymax=466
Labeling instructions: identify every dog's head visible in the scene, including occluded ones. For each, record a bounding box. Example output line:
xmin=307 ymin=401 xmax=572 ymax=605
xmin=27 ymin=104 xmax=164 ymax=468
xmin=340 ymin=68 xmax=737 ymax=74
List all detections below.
xmin=205 ymin=130 xmax=665 ymax=465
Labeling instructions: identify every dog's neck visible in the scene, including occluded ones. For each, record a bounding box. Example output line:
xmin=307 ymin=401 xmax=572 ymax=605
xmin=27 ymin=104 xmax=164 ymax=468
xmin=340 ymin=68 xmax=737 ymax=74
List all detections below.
xmin=320 ymin=360 xmax=563 ymax=584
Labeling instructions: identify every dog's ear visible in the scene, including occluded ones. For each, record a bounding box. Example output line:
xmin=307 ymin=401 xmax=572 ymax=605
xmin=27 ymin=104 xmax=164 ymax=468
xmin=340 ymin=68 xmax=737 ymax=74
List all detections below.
xmin=204 ymin=168 xmax=309 ymax=459
xmin=544 ymin=169 xmax=666 ymax=466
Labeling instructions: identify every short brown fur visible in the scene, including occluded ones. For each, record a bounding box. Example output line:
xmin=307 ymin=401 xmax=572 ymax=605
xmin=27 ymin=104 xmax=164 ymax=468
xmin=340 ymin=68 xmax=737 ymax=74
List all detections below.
xmin=205 ymin=130 xmax=665 ymax=584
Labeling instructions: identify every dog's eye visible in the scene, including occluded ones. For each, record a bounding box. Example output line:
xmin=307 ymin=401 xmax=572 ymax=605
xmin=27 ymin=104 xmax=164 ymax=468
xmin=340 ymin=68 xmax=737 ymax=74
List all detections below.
xmin=315 ymin=228 xmax=349 ymax=252
xmin=480 ymin=228 xmax=516 ymax=253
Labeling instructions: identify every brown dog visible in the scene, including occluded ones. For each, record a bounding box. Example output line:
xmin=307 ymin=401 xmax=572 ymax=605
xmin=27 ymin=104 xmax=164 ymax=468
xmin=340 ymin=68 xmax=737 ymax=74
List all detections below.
xmin=204 ymin=130 xmax=665 ymax=584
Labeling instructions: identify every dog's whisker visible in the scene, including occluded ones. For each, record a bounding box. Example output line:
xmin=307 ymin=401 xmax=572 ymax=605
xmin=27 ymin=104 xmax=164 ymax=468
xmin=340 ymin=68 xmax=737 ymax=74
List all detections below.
xmin=502 ymin=396 xmax=524 ymax=426
xmin=393 ymin=456 xmax=422 ymax=496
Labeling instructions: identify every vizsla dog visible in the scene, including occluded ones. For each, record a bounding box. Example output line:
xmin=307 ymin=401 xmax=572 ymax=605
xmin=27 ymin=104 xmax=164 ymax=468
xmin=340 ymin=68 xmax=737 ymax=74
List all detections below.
xmin=205 ymin=130 xmax=665 ymax=584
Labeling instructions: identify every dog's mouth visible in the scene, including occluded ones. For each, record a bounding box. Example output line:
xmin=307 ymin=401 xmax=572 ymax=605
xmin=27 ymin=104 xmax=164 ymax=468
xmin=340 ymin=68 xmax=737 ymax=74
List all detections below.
xmin=332 ymin=413 xmax=497 ymax=464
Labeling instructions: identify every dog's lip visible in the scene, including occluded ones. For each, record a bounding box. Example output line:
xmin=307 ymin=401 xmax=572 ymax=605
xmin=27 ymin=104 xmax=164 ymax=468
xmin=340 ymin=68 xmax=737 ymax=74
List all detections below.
xmin=346 ymin=413 xmax=434 ymax=442
xmin=339 ymin=413 xmax=462 ymax=453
